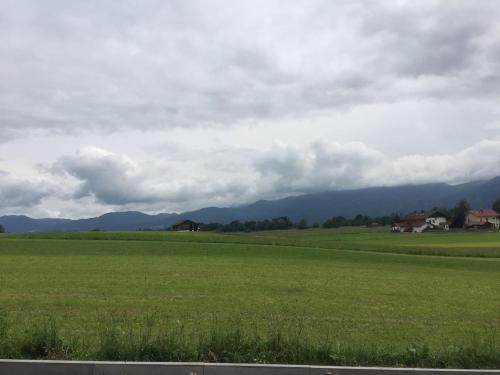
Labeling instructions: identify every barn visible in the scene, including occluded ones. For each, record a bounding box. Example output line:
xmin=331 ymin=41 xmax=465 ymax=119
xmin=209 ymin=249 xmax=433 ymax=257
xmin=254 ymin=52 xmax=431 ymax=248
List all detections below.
xmin=171 ymin=219 xmax=199 ymax=232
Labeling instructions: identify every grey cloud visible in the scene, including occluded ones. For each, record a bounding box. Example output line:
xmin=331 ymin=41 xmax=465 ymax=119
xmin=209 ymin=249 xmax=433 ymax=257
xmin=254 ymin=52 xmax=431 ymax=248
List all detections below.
xmin=51 ymin=146 xmax=252 ymax=209
xmin=1 ymin=1 xmax=500 ymax=139
xmin=359 ymin=1 xmax=489 ymax=77
xmin=53 ymin=147 xmax=163 ymax=205
xmin=255 ymin=142 xmax=385 ymax=194
xmin=0 ymin=170 xmax=51 ymax=209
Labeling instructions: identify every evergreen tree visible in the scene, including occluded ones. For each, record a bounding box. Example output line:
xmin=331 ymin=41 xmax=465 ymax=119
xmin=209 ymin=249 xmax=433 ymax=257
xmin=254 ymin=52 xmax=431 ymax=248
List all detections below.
xmin=451 ymin=199 xmax=470 ymax=228
xmin=493 ymin=198 xmax=500 ymax=213
xmin=296 ymin=218 xmax=308 ymax=229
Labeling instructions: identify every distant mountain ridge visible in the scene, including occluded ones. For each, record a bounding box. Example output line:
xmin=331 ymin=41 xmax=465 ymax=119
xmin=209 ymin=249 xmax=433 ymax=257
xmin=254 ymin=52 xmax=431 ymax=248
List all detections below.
xmin=2 ymin=177 xmax=500 ymax=232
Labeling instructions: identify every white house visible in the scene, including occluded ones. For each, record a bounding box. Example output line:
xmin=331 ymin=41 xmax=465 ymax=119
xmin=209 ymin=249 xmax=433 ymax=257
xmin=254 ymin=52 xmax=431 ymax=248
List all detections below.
xmin=466 ymin=209 xmax=500 ymax=229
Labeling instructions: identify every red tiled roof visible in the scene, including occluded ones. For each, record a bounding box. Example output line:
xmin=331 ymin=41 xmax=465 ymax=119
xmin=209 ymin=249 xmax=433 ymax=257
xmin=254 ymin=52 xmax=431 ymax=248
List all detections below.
xmin=469 ymin=209 xmax=500 ymax=218
xmin=402 ymin=209 xmax=449 ymax=222
xmin=402 ymin=211 xmax=433 ymax=221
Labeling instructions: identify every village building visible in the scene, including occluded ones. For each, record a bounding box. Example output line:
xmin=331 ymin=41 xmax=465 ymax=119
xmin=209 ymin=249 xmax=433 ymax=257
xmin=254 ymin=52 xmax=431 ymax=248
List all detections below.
xmin=392 ymin=210 xmax=449 ymax=233
xmin=465 ymin=209 xmax=500 ymax=230
xmin=171 ymin=219 xmax=199 ymax=232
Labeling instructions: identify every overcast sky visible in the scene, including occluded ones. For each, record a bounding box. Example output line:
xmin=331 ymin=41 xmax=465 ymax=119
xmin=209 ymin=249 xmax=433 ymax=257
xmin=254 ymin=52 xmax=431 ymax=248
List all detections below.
xmin=1 ymin=0 xmax=500 ymax=218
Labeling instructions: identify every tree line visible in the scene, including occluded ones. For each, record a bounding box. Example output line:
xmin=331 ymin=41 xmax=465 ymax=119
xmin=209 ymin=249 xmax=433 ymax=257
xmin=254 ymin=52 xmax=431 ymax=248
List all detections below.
xmin=197 ymin=213 xmax=401 ymax=232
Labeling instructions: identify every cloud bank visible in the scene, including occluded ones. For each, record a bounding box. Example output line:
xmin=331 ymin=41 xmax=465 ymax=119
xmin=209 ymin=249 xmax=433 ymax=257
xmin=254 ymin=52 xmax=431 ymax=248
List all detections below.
xmin=1 ymin=0 xmax=499 ymax=139
xmin=2 ymin=140 xmax=500 ymax=217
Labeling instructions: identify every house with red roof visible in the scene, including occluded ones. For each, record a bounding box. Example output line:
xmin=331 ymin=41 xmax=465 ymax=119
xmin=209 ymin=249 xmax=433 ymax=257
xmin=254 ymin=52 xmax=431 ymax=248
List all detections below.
xmin=392 ymin=210 xmax=449 ymax=233
xmin=465 ymin=209 xmax=500 ymax=230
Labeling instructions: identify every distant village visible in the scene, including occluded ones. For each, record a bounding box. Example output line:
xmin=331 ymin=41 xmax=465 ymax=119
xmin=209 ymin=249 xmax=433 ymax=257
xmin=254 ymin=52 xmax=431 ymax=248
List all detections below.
xmin=391 ymin=208 xmax=500 ymax=233
xmin=169 ymin=201 xmax=500 ymax=233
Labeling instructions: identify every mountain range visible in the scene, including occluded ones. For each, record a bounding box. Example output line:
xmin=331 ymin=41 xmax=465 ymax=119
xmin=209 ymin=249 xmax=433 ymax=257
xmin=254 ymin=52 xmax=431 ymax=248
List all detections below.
xmin=2 ymin=176 xmax=499 ymax=232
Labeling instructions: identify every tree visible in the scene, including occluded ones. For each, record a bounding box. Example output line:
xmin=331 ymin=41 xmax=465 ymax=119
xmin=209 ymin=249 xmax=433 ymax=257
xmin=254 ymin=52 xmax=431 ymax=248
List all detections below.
xmin=451 ymin=199 xmax=470 ymax=228
xmin=296 ymin=218 xmax=308 ymax=229
xmin=493 ymin=198 xmax=500 ymax=213
xmin=0 ymin=224 xmax=4 ymax=233
xmin=220 ymin=220 xmax=245 ymax=232
xmin=244 ymin=220 xmax=258 ymax=232
xmin=352 ymin=214 xmax=372 ymax=226
xmin=323 ymin=216 xmax=349 ymax=228
xmin=198 ymin=222 xmax=223 ymax=231
xmin=376 ymin=213 xmax=401 ymax=226
xmin=270 ymin=216 xmax=293 ymax=230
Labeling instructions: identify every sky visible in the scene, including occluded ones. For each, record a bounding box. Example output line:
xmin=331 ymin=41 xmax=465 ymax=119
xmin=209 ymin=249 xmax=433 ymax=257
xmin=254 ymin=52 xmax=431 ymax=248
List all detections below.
xmin=1 ymin=0 xmax=500 ymax=218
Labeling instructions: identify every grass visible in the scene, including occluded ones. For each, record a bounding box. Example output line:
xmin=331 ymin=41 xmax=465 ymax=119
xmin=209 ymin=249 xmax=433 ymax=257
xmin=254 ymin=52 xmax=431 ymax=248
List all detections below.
xmin=5 ymin=226 xmax=500 ymax=257
xmin=0 ymin=228 xmax=499 ymax=367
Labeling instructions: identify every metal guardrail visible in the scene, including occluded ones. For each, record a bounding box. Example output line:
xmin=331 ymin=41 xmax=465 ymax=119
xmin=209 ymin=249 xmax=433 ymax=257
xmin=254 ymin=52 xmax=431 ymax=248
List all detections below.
xmin=0 ymin=360 xmax=498 ymax=375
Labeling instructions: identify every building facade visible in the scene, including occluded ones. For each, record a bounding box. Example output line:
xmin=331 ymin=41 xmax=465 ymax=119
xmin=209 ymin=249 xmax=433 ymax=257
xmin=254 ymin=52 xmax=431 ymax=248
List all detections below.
xmin=466 ymin=209 xmax=500 ymax=229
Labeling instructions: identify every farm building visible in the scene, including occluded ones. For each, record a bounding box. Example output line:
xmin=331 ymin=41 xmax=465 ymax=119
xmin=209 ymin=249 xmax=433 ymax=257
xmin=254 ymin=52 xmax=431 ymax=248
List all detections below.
xmin=171 ymin=219 xmax=199 ymax=232
xmin=465 ymin=209 xmax=500 ymax=230
xmin=392 ymin=210 xmax=449 ymax=233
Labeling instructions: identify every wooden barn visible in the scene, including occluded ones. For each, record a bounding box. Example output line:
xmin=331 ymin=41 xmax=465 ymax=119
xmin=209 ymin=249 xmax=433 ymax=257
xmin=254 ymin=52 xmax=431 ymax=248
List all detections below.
xmin=171 ymin=219 xmax=199 ymax=232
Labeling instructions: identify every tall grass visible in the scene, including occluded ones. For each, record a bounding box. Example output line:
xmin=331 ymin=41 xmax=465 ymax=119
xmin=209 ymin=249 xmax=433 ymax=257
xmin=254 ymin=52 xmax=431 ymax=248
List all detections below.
xmin=0 ymin=312 xmax=498 ymax=368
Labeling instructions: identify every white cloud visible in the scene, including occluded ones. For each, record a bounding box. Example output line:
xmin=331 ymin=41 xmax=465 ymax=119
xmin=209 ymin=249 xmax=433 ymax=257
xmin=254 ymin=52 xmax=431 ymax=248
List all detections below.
xmin=255 ymin=140 xmax=500 ymax=195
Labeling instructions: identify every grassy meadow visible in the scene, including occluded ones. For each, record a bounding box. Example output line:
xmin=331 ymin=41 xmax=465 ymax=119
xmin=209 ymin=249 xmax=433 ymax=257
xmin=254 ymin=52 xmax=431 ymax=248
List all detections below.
xmin=0 ymin=227 xmax=499 ymax=367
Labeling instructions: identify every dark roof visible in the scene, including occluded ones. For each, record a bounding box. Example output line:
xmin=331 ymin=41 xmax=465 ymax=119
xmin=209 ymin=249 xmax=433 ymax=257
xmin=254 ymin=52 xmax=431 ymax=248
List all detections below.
xmin=411 ymin=220 xmax=427 ymax=227
xmin=172 ymin=219 xmax=196 ymax=226
xmin=402 ymin=210 xmax=447 ymax=221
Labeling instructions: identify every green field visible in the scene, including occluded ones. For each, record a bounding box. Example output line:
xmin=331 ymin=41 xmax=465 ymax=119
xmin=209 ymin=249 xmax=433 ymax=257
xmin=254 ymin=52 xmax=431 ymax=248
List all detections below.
xmin=0 ymin=228 xmax=499 ymax=367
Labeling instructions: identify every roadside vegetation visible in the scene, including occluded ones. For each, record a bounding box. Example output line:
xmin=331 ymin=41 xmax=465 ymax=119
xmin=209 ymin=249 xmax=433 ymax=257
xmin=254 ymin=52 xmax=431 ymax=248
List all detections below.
xmin=0 ymin=312 xmax=498 ymax=368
